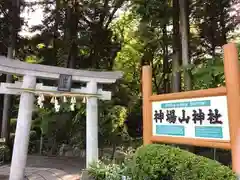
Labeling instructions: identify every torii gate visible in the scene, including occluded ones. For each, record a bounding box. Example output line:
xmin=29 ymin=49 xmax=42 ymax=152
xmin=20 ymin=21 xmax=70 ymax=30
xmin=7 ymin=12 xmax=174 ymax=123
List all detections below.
xmin=0 ymin=56 xmax=123 ymax=180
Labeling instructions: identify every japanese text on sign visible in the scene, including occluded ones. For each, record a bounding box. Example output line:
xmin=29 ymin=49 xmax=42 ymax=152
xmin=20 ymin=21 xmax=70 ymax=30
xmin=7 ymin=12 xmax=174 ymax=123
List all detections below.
xmin=154 ymin=109 xmax=223 ymax=125
xmin=152 ymin=96 xmax=230 ymax=140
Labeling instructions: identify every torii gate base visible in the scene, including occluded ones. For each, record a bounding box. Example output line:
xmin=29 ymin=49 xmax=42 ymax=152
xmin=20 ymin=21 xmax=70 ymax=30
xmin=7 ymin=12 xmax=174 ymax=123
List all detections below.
xmin=0 ymin=57 xmax=122 ymax=180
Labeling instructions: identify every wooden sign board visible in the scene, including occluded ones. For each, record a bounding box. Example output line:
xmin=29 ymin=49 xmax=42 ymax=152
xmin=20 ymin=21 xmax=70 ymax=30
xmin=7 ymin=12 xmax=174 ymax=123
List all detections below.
xmin=57 ymin=74 xmax=72 ymax=92
xmin=152 ymin=96 xmax=230 ymax=141
xmin=142 ymin=43 xmax=240 ymax=172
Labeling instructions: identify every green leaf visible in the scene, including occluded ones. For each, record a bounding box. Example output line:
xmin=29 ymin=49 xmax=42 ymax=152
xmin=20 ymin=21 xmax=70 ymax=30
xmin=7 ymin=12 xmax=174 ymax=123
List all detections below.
xmin=36 ymin=43 xmax=46 ymax=49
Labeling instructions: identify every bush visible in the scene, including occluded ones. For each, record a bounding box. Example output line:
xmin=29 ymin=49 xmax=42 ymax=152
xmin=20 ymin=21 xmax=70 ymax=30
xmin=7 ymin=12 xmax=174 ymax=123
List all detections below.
xmin=87 ymin=147 xmax=134 ymax=180
xmin=129 ymin=144 xmax=236 ymax=180
xmin=0 ymin=145 xmax=10 ymax=163
xmin=88 ymin=161 xmax=128 ymax=180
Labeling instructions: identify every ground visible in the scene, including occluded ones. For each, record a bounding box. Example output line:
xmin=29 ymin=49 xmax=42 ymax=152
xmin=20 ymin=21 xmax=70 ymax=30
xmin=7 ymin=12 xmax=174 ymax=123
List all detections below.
xmin=0 ymin=155 xmax=85 ymax=180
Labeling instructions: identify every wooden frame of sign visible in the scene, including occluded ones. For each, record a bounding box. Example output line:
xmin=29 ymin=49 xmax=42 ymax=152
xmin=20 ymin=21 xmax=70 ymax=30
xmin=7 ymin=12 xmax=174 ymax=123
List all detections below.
xmin=142 ymin=43 xmax=240 ymax=172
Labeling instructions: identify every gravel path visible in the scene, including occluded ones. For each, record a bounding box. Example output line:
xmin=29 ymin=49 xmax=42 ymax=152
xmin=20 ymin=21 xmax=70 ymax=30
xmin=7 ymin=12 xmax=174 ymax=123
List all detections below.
xmin=0 ymin=155 xmax=85 ymax=180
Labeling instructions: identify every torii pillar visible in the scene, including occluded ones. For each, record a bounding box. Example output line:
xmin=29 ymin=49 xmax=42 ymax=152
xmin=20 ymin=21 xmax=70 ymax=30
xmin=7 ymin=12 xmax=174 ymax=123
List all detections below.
xmin=86 ymin=81 xmax=98 ymax=166
xmin=9 ymin=75 xmax=36 ymax=180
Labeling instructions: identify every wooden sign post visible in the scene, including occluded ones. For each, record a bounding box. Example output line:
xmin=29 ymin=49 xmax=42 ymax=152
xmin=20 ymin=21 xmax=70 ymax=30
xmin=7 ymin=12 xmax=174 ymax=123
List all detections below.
xmin=142 ymin=43 xmax=240 ymax=172
xmin=237 ymin=129 xmax=240 ymax=179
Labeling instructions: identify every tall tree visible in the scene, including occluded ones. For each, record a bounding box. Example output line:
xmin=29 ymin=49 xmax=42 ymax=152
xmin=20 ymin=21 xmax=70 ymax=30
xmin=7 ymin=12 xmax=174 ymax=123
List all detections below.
xmin=179 ymin=0 xmax=191 ymax=90
xmin=132 ymin=0 xmax=172 ymax=93
xmin=172 ymin=0 xmax=181 ymax=92
xmin=1 ymin=0 xmax=21 ymax=141
xmin=0 ymin=0 xmax=9 ymax=132
xmin=26 ymin=0 xmax=125 ymax=70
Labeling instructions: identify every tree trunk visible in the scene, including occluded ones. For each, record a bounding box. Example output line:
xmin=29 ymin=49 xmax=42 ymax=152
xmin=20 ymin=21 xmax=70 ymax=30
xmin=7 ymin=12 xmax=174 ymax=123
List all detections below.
xmin=162 ymin=24 xmax=170 ymax=93
xmin=209 ymin=2 xmax=217 ymax=57
xmin=179 ymin=0 xmax=192 ymax=90
xmin=1 ymin=50 xmax=13 ymax=140
xmin=219 ymin=1 xmax=227 ymax=45
xmin=67 ymin=13 xmax=78 ymax=69
xmin=63 ymin=2 xmax=79 ymax=69
xmin=172 ymin=0 xmax=181 ymax=93
xmin=63 ymin=4 xmax=72 ymax=68
xmin=111 ymin=143 xmax=116 ymax=160
xmin=53 ymin=0 xmax=60 ymax=66
xmin=1 ymin=0 xmax=20 ymax=141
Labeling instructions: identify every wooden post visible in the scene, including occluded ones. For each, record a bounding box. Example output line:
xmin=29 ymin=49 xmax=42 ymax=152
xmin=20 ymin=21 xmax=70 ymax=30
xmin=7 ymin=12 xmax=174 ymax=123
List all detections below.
xmin=237 ymin=129 xmax=240 ymax=179
xmin=223 ymin=43 xmax=240 ymax=172
xmin=142 ymin=66 xmax=152 ymax=145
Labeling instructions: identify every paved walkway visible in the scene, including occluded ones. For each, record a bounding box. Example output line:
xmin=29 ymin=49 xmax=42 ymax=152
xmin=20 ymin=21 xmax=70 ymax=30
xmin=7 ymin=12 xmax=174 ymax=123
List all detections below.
xmin=0 ymin=155 xmax=85 ymax=180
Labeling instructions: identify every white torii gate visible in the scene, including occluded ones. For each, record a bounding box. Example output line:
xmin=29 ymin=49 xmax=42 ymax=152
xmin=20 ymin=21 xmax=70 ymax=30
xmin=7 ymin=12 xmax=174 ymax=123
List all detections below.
xmin=0 ymin=56 xmax=123 ymax=180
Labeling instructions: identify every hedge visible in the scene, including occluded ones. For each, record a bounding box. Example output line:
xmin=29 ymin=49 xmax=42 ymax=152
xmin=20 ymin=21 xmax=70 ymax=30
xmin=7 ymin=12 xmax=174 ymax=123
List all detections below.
xmin=128 ymin=144 xmax=236 ymax=180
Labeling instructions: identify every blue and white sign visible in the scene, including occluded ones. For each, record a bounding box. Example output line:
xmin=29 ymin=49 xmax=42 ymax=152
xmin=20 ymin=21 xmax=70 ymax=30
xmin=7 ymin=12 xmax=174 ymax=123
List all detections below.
xmin=152 ymin=96 xmax=230 ymax=141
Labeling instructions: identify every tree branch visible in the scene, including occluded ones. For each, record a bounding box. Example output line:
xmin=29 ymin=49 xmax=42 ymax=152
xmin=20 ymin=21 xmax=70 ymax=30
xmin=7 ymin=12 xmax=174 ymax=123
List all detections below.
xmin=105 ymin=0 xmax=126 ymax=29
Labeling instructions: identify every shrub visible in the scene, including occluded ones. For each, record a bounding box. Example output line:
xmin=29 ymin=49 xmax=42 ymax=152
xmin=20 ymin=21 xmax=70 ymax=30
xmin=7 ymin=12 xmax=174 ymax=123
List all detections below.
xmin=0 ymin=145 xmax=10 ymax=163
xmin=88 ymin=161 xmax=129 ymax=180
xmin=87 ymin=147 xmax=134 ymax=180
xmin=129 ymin=144 xmax=236 ymax=180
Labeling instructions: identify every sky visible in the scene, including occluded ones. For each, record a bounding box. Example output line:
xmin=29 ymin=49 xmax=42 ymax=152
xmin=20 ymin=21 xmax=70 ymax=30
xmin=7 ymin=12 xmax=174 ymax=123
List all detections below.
xmin=20 ymin=0 xmax=125 ymax=37
xmin=19 ymin=0 xmax=43 ymax=37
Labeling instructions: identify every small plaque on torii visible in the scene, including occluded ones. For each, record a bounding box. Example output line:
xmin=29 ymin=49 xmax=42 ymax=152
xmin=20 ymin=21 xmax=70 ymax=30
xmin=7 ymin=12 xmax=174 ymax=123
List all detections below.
xmin=57 ymin=74 xmax=72 ymax=92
